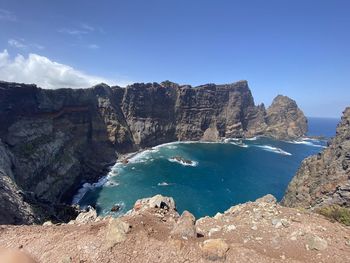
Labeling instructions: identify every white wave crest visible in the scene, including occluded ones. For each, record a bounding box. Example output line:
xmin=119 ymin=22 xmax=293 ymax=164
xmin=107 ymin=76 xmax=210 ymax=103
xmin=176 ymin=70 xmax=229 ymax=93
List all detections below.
xmin=256 ymin=145 xmax=292 ymax=156
xmin=229 ymin=141 xmax=248 ymax=148
xmin=245 ymin=136 xmax=257 ymax=141
xmin=157 ymin=182 xmax=171 ymax=186
xmin=285 ymin=140 xmax=326 ymax=148
xmin=224 ymin=138 xmax=248 ymax=147
xmin=124 ymin=148 xmax=158 ymax=164
xmin=71 ymin=176 xmax=108 ymax=204
xmin=168 ymin=158 xmax=198 ymax=167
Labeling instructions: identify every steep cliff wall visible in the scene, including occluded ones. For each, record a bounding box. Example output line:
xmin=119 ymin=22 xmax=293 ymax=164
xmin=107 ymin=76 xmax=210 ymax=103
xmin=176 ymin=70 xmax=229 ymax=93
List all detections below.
xmin=0 ymin=80 xmax=307 ymax=224
xmin=282 ymin=107 xmax=350 ymax=209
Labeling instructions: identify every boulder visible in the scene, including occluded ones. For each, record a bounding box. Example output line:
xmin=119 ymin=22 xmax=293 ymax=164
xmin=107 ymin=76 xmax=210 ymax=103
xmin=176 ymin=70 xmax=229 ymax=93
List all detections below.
xmin=200 ymin=238 xmax=229 ymax=261
xmin=74 ymin=206 xmax=97 ymax=224
xmin=171 ymin=210 xmax=196 ymax=239
xmin=133 ymin=195 xmax=176 ymax=212
xmin=255 ymin=194 xmax=277 ymax=204
xmin=306 ymin=234 xmax=328 ymax=251
xmin=105 ymin=218 xmax=130 ymax=248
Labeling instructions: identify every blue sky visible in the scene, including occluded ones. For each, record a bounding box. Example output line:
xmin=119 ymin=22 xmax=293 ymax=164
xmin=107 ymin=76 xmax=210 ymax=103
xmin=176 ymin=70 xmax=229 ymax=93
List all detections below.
xmin=0 ymin=0 xmax=349 ymax=117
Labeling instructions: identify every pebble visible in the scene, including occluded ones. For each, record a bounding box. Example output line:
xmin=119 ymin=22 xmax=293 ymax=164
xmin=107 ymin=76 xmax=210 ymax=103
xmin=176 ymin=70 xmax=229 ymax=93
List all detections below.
xmin=224 ymin=225 xmax=236 ymax=232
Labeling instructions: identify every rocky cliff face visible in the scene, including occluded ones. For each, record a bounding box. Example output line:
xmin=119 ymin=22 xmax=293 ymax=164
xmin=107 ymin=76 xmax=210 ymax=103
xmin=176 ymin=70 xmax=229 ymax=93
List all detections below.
xmin=0 ymin=80 xmax=307 ymax=224
xmin=265 ymin=95 xmax=308 ymax=139
xmin=282 ymin=107 xmax=350 ymax=209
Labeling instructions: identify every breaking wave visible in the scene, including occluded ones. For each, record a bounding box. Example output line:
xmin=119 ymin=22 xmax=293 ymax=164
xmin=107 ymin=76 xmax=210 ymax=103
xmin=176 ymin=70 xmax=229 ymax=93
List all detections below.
xmin=244 ymin=136 xmax=258 ymax=141
xmin=168 ymin=158 xmax=198 ymax=167
xmin=285 ymin=139 xmax=326 ymax=148
xmin=256 ymin=145 xmax=292 ymax=156
xmin=71 ymin=176 xmax=109 ymax=205
xmin=157 ymin=182 xmax=172 ymax=186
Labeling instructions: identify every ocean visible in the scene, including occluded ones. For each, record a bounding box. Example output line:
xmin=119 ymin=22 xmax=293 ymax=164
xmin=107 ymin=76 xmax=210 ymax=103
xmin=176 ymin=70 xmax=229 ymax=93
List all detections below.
xmin=75 ymin=117 xmax=339 ymax=218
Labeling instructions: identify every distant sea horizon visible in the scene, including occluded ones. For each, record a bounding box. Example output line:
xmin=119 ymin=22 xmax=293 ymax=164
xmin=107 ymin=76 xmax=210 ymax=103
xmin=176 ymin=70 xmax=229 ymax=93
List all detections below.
xmin=307 ymin=116 xmax=340 ymax=138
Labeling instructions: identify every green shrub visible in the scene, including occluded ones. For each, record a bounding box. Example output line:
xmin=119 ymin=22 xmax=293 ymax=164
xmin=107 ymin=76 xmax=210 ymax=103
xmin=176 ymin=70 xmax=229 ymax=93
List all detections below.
xmin=317 ymin=205 xmax=350 ymax=226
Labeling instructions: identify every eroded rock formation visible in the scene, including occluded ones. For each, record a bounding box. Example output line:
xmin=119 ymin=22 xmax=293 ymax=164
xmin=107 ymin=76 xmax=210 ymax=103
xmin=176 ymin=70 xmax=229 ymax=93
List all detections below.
xmin=282 ymin=107 xmax=350 ymax=209
xmin=0 ymin=80 xmax=307 ymax=224
xmin=265 ymin=95 xmax=308 ymax=139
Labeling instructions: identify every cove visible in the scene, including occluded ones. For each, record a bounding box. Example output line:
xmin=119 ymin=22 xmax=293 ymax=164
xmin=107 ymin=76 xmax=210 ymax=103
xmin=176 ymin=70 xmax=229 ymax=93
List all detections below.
xmin=76 ymin=136 xmax=327 ymax=218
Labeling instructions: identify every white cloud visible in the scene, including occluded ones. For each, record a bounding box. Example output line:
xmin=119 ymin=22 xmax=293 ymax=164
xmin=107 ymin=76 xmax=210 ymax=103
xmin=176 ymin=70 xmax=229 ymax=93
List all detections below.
xmin=8 ymin=39 xmax=26 ymax=49
xmin=0 ymin=9 xmax=16 ymax=21
xmin=0 ymin=49 xmax=130 ymax=89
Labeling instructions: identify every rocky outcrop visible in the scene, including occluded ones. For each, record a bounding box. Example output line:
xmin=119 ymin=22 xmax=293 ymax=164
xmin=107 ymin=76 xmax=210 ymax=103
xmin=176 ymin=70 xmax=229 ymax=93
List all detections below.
xmin=0 ymin=80 xmax=307 ymax=224
xmin=1 ymin=194 xmax=350 ymax=262
xmin=282 ymin=107 xmax=350 ymax=209
xmin=265 ymin=95 xmax=308 ymax=139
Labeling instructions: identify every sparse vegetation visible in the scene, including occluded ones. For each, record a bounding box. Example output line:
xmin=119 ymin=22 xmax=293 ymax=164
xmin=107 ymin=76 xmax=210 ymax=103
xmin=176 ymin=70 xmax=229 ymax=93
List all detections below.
xmin=317 ymin=205 xmax=350 ymax=226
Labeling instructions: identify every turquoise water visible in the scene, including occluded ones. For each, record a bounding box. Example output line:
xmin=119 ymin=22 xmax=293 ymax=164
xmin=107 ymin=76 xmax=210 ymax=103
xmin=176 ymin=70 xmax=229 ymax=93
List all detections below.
xmin=76 ymin=118 xmax=337 ymax=218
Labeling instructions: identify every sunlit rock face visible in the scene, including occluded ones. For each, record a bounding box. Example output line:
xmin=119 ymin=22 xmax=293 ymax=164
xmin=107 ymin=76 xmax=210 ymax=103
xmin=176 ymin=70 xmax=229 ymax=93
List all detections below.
xmin=282 ymin=107 xmax=350 ymax=209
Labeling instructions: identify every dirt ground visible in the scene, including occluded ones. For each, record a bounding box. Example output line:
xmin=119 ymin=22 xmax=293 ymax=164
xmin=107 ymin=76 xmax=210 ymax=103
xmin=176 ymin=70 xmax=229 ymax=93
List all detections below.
xmin=0 ymin=195 xmax=349 ymax=263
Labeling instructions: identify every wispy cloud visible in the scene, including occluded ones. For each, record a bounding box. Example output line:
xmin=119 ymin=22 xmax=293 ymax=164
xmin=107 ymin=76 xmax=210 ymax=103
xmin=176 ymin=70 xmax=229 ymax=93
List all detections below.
xmin=8 ymin=39 xmax=26 ymax=49
xmin=58 ymin=28 xmax=89 ymax=36
xmin=8 ymin=38 xmax=45 ymax=50
xmin=31 ymin=43 xmax=45 ymax=50
xmin=58 ymin=23 xmax=104 ymax=37
xmin=0 ymin=9 xmax=16 ymax=21
xmin=0 ymin=49 xmax=131 ymax=89
xmin=80 ymin=23 xmax=95 ymax=32
xmin=87 ymin=44 xmax=99 ymax=49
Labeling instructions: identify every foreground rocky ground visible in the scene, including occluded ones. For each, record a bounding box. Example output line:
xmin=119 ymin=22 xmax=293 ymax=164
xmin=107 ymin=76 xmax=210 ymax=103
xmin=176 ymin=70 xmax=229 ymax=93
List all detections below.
xmin=1 ymin=195 xmax=349 ymax=263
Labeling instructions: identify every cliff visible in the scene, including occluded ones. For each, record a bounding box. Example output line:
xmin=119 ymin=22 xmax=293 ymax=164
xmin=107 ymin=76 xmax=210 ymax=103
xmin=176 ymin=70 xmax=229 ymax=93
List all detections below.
xmin=282 ymin=107 xmax=350 ymax=209
xmin=0 ymin=80 xmax=307 ymax=224
xmin=1 ymin=194 xmax=349 ymax=262
xmin=265 ymin=95 xmax=308 ymax=139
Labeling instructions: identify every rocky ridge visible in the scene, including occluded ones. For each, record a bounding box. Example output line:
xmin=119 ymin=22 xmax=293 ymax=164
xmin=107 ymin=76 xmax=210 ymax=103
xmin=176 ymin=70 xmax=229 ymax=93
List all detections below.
xmin=0 ymin=80 xmax=307 ymax=224
xmin=0 ymin=194 xmax=349 ymax=262
xmin=282 ymin=107 xmax=350 ymax=209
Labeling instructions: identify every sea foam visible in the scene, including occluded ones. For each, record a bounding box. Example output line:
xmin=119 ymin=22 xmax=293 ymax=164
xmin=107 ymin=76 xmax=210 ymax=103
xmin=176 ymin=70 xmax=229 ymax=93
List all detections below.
xmin=71 ymin=176 xmax=109 ymax=205
xmin=285 ymin=139 xmax=326 ymax=148
xmin=157 ymin=182 xmax=171 ymax=186
xmin=256 ymin=145 xmax=292 ymax=156
xmin=168 ymin=158 xmax=198 ymax=167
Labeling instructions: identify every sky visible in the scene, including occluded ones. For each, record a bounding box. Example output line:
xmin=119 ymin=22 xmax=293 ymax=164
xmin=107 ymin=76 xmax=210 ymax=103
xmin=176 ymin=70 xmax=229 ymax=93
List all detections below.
xmin=0 ymin=0 xmax=349 ymax=118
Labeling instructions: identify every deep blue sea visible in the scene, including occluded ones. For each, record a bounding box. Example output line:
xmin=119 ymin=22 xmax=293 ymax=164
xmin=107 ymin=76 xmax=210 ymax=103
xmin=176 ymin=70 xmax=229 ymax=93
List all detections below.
xmin=75 ymin=117 xmax=339 ymax=218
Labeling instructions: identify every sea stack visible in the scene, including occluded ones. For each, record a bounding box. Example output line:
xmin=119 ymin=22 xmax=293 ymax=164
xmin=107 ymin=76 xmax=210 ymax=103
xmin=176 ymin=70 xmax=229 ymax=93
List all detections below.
xmin=265 ymin=95 xmax=308 ymax=140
